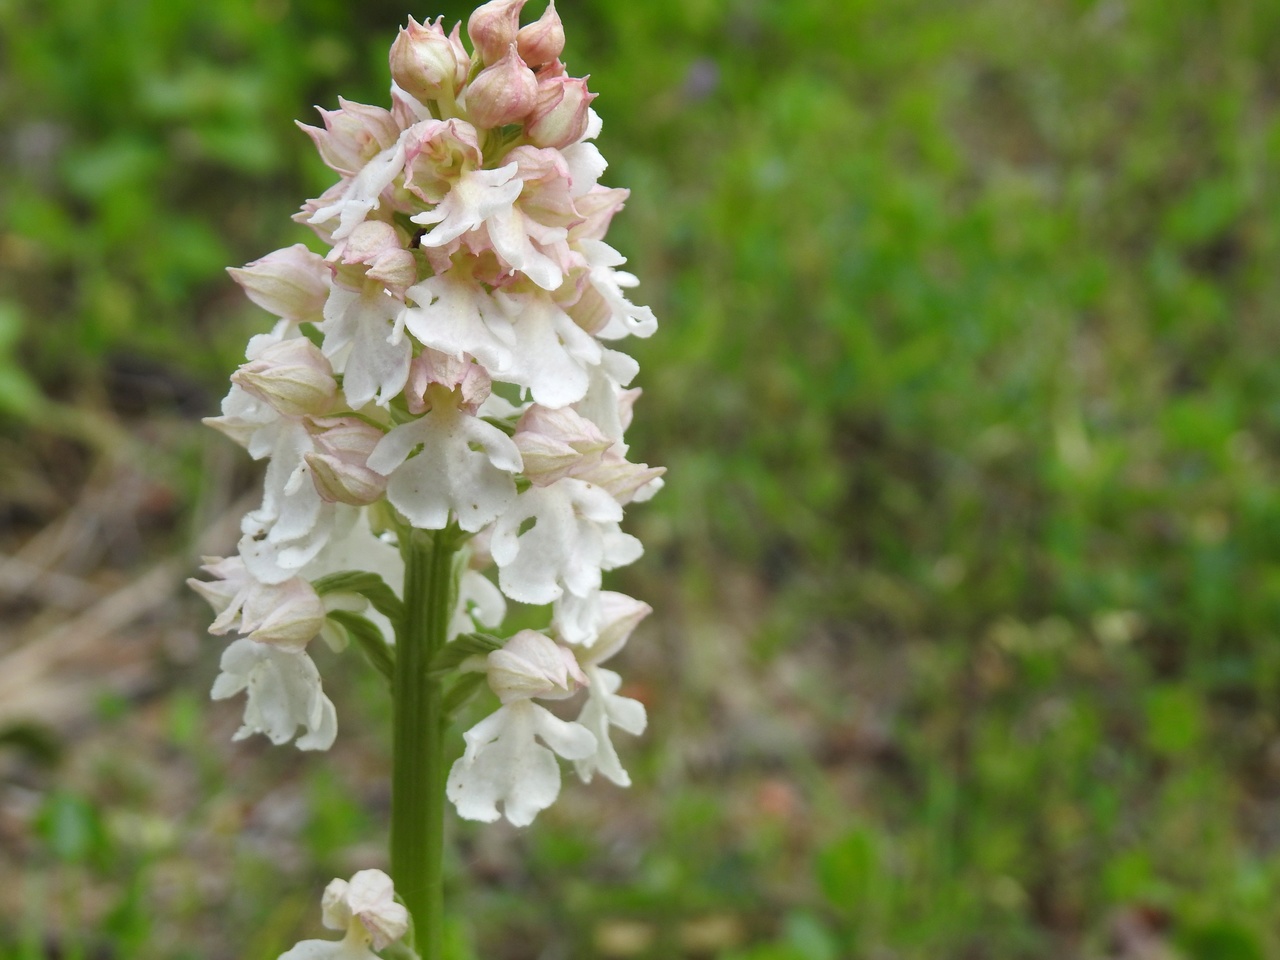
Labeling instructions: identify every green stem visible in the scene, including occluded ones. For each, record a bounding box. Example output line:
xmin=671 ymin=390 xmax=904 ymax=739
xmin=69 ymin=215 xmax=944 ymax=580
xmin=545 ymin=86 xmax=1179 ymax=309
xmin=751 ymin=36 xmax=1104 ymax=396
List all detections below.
xmin=392 ymin=527 xmax=458 ymax=960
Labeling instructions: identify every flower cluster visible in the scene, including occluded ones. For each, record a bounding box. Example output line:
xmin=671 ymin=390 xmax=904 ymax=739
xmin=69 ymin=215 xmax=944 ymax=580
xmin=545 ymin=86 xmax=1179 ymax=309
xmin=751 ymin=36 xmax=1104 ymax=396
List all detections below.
xmin=190 ymin=0 xmax=660 ymax=828
xmin=280 ymin=869 xmax=410 ymax=959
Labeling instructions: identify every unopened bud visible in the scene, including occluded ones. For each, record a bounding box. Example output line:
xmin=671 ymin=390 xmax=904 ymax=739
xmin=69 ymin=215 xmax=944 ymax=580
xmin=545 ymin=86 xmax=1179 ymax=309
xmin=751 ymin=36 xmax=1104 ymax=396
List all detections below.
xmin=467 ymin=0 xmax=527 ymax=65
xmin=247 ymin=577 xmax=327 ymax=650
xmin=514 ymin=405 xmax=611 ymax=485
xmin=464 ymin=44 xmax=538 ymax=128
xmin=189 ymin=557 xmax=325 ymax=652
xmin=340 ymin=221 xmax=418 ymax=297
xmin=526 ymin=75 xmax=596 ymax=148
xmin=590 ymin=591 xmax=652 ymax=658
xmin=305 ymin=417 xmax=389 ymax=505
xmin=227 ymin=245 xmax=330 ymax=325
xmin=296 ymin=99 xmax=399 ymax=176
xmin=487 ymin=630 xmax=587 ymax=703
xmin=579 ymin=455 xmax=665 ymax=505
xmin=390 ymin=17 xmax=470 ymax=103
xmin=231 ymin=338 xmax=336 ymax=417
xmin=516 ymin=0 xmax=564 ymax=67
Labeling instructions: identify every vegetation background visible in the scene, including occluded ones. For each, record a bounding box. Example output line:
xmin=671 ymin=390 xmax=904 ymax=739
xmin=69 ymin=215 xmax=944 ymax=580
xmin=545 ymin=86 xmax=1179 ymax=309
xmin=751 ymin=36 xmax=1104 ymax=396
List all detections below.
xmin=1 ymin=0 xmax=1278 ymax=957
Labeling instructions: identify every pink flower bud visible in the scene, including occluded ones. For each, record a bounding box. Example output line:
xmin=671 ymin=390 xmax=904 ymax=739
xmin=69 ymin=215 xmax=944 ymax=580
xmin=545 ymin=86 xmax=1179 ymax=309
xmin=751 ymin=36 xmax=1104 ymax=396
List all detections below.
xmin=305 ymin=416 xmax=389 ymax=505
xmin=390 ymin=17 xmax=470 ymax=104
xmin=514 ymin=405 xmax=612 ymax=485
xmin=296 ymin=98 xmax=399 ymax=176
xmin=579 ymin=455 xmax=665 ymax=505
xmin=516 ymin=0 xmax=564 ymax=67
xmin=486 ymin=630 xmax=587 ymax=703
xmin=247 ymin=577 xmax=327 ymax=650
xmin=526 ymin=75 xmax=596 ymax=148
xmin=467 ymin=0 xmax=527 ymax=66
xmin=339 ymin=221 xmax=419 ymax=297
xmin=590 ymin=592 xmax=652 ymax=659
xmin=464 ymin=44 xmax=538 ymax=129
xmin=188 ymin=557 xmax=326 ymax=651
xmin=227 ymin=245 xmax=330 ymax=325
xmin=231 ymin=338 xmax=336 ymax=417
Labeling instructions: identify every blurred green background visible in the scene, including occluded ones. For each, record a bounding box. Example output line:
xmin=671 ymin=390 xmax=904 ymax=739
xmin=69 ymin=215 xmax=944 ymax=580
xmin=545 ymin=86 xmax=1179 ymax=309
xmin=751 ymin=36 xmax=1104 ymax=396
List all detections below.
xmin=2 ymin=0 xmax=1279 ymax=957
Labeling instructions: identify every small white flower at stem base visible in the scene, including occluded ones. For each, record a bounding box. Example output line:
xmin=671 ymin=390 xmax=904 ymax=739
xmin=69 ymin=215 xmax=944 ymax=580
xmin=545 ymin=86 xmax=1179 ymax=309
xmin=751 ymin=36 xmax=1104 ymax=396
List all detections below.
xmin=279 ymin=869 xmax=409 ymax=960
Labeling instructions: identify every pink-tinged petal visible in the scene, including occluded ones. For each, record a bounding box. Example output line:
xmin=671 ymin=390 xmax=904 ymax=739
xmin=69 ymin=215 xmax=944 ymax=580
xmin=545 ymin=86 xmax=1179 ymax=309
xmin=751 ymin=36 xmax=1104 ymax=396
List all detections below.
xmin=446 ymin=700 xmax=595 ymax=826
xmin=297 ymin=98 xmax=400 ymax=176
xmin=486 ymin=205 xmax=565 ymax=291
xmin=487 ymin=629 xmax=585 ymax=703
xmin=369 ymin=402 xmax=519 ymax=532
xmin=309 ymin=138 xmax=409 ymax=240
xmin=413 ymin=163 xmax=522 ymax=248
xmin=403 ymin=274 xmax=514 ymax=373
xmin=495 ymin=293 xmax=600 ymax=408
xmin=561 ymin=141 xmax=607 ymax=197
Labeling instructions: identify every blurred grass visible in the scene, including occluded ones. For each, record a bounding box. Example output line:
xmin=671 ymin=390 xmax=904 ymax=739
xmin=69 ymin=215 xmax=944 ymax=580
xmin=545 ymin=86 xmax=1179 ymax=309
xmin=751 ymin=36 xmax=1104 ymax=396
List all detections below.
xmin=2 ymin=0 xmax=1280 ymax=957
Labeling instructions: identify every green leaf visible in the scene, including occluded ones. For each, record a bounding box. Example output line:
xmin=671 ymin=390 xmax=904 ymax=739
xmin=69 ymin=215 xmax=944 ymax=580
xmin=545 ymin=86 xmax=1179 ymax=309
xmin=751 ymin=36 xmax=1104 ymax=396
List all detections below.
xmin=328 ymin=610 xmax=395 ymax=681
xmin=816 ymin=827 xmax=879 ymax=912
xmin=312 ymin=571 xmax=405 ymax=625
xmin=430 ymin=633 xmax=504 ymax=674
xmin=1180 ymin=920 xmax=1264 ymax=960
xmin=35 ymin=790 xmax=110 ymax=867
xmin=1143 ymin=684 xmax=1204 ymax=757
xmin=443 ymin=673 xmax=487 ymax=717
